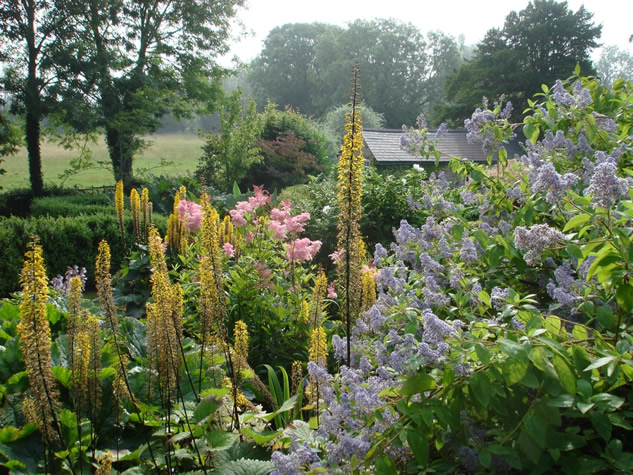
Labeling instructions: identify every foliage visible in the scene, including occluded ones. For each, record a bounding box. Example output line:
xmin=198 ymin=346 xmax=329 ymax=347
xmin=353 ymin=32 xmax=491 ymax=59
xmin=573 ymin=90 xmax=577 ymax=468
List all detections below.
xmin=29 ymin=194 xmax=111 ymax=217
xmin=197 ymin=89 xmax=263 ymax=192
xmin=51 ymin=0 xmax=245 ymax=184
xmin=438 ymin=0 xmax=602 ymax=125
xmin=596 ymin=45 xmax=633 ymax=86
xmin=240 ymin=104 xmax=329 ymax=190
xmin=248 ymin=23 xmax=340 ymax=116
xmin=0 ymin=101 xmax=21 ymax=183
xmin=319 ymin=102 xmax=385 ymax=159
xmin=0 ymin=0 xmax=73 ymax=195
xmin=270 ymin=75 xmax=633 ymax=473
xmin=248 ymin=20 xmax=462 ymax=128
xmin=0 ymin=213 xmax=167 ymax=297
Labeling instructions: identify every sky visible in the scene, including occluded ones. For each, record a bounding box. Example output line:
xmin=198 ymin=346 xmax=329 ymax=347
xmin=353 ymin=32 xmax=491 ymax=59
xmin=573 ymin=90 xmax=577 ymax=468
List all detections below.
xmin=220 ymin=0 xmax=633 ymax=66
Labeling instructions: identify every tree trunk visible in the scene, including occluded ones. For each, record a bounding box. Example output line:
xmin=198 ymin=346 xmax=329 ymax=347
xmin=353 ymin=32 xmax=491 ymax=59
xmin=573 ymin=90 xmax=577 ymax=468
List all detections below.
xmin=105 ymin=126 xmax=134 ymax=185
xmin=26 ymin=0 xmax=44 ymax=196
xmin=25 ymin=108 xmax=43 ymax=196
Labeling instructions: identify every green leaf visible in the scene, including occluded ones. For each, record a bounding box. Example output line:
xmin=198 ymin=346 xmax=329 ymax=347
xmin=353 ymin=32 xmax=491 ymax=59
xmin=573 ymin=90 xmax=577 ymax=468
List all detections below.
xmin=552 ymin=354 xmax=577 ymax=394
xmin=590 ymin=412 xmax=612 ymax=441
xmin=51 ymin=366 xmax=72 ymax=389
xmin=475 ymin=344 xmax=490 ymax=365
xmin=193 ymin=398 xmax=220 ymax=423
xmin=469 ymin=372 xmax=490 ymax=407
xmin=240 ymin=427 xmax=280 ymax=445
xmin=563 ymin=213 xmax=591 ymax=232
xmin=615 ymin=282 xmax=633 ymax=312
xmin=401 ymin=373 xmax=435 ymax=396
xmin=501 ymin=358 xmax=528 ymax=386
xmin=584 ymin=356 xmax=616 ymax=372
xmin=407 ymin=430 xmax=428 ymax=467
xmin=232 ymin=181 xmax=242 ymax=197
xmin=524 ymin=415 xmax=547 ymax=449
xmin=375 ymin=455 xmax=398 ymax=475
xmin=207 ymin=431 xmax=239 ymax=451
xmin=216 ymin=458 xmax=275 ymax=475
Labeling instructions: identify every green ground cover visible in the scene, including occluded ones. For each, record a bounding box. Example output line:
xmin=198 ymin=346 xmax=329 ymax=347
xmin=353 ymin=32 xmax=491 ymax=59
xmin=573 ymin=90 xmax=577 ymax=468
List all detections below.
xmin=1 ymin=133 xmax=204 ymax=190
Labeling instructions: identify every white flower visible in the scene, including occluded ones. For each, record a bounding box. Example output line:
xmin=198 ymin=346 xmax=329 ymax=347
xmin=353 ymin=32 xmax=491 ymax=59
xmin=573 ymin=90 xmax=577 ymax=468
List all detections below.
xmin=322 ymin=205 xmax=331 ymax=214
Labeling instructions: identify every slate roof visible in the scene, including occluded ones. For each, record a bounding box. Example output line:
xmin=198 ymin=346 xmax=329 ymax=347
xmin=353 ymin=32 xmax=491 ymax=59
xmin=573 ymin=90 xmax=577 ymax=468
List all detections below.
xmin=362 ymin=128 xmax=525 ymax=166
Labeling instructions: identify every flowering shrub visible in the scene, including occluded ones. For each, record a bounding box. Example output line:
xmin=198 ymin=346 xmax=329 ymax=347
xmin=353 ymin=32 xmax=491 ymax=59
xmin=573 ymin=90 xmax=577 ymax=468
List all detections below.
xmin=271 ymin=75 xmax=633 ymax=473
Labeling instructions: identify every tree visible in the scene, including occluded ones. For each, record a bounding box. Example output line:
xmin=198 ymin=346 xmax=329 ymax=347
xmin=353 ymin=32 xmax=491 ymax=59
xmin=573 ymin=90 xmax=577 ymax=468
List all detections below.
xmin=240 ymin=104 xmax=329 ymax=191
xmin=56 ymin=0 xmax=244 ymax=184
xmin=248 ymin=20 xmax=461 ymax=128
xmin=0 ymin=1 xmax=73 ymax=195
xmin=197 ymin=89 xmax=262 ymax=192
xmin=438 ymin=0 xmax=602 ymax=125
xmin=319 ymin=102 xmax=384 ymax=157
xmin=0 ymin=99 xmax=22 ymax=185
xmin=596 ymin=45 xmax=633 ymax=86
xmin=248 ymin=23 xmax=340 ymax=117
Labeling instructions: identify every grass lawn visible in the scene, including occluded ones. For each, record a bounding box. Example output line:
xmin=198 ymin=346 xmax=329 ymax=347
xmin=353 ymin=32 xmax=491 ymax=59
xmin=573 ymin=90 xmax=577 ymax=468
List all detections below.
xmin=1 ymin=133 xmax=205 ymax=190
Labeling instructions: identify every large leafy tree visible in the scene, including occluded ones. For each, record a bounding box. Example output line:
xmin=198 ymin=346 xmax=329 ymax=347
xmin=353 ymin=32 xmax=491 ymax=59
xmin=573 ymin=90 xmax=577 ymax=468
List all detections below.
xmin=596 ymin=45 xmax=633 ymax=86
xmin=0 ymin=1 xmax=73 ymax=195
xmin=438 ymin=0 xmax=601 ymax=125
xmin=248 ymin=20 xmax=461 ymax=128
xmin=248 ymin=23 xmax=340 ymax=117
xmin=56 ymin=0 xmax=244 ymax=184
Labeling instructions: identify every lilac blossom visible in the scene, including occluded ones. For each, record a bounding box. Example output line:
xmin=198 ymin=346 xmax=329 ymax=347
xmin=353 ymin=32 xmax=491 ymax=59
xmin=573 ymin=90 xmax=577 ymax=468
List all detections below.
xmin=50 ymin=265 xmax=87 ymax=294
xmin=585 ymin=161 xmax=633 ymax=208
xmin=460 ymin=237 xmax=478 ymax=262
xmin=435 ymin=122 xmax=448 ymax=139
xmin=530 ymin=162 xmax=580 ymax=203
xmin=490 ymin=287 xmax=509 ymax=309
xmin=513 ymin=224 xmax=565 ymax=265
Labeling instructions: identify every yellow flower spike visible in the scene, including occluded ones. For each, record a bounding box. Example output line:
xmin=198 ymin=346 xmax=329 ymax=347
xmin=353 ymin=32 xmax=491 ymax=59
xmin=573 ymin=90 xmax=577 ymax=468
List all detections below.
xmin=336 ymin=64 xmax=365 ymax=366
xmin=309 ymin=271 xmax=328 ymax=330
xmin=141 ymin=187 xmax=150 ymax=240
xmin=361 ymin=270 xmax=377 ymax=311
xmin=299 ymin=300 xmax=309 ymax=325
xmin=95 ymin=241 xmax=119 ymax=334
xmin=291 ymin=361 xmax=303 ymax=395
xmin=115 ymin=180 xmax=125 ymax=249
xmin=130 ymin=188 xmax=141 ymax=244
xmin=17 ymin=241 xmax=61 ymax=442
xmin=308 ymin=327 xmax=328 ymax=367
xmin=234 ymin=320 xmax=249 ymax=366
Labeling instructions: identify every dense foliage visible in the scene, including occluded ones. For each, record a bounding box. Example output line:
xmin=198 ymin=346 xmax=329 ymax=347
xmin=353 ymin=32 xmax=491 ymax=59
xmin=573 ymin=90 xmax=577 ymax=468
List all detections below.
xmin=248 ymin=20 xmax=462 ymax=128
xmin=1 ymin=73 xmax=633 ymax=475
xmin=438 ymin=0 xmax=601 ymax=125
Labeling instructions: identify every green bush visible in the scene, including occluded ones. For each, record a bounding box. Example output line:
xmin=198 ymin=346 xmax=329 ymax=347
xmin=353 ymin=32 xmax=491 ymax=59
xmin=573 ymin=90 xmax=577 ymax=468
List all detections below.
xmin=0 ymin=213 xmax=167 ymax=297
xmin=30 ymin=194 xmax=111 ymax=217
xmin=0 ymin=186 xmax=84 ymax=217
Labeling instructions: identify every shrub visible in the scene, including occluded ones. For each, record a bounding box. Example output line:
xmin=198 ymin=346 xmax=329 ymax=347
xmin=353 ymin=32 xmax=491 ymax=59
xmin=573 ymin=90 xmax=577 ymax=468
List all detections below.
xmin=30 ymin=194 xmax=111 ymax=217
xmin=0 ymin=213 xmax=167 ymax=297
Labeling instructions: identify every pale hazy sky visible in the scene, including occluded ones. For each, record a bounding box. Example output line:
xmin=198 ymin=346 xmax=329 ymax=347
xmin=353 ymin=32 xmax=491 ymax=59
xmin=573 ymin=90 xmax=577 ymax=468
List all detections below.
xmin=220 ymin=0 xmax=633 ymax=65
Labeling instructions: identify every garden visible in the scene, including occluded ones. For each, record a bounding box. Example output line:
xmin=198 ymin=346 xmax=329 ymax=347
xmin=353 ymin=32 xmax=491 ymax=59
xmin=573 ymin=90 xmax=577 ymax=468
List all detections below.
xmin=1 ymin=70 xmax=633 ymax=475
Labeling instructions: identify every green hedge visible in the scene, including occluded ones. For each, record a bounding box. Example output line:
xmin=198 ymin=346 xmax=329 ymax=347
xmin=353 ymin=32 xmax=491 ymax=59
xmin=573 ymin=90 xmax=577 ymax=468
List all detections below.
xmin=0 ymin=213 xmax=167 ymax=297
xmin=30 ymin=194 xmax=112 ymax=217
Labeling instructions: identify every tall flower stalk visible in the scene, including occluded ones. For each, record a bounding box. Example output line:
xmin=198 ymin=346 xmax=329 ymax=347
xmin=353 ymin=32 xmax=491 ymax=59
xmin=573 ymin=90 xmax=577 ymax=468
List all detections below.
xmin=115 ymin=180 xmax=125 ymax=250
xmin=17 ymin=241 xmax=69 ymax=470
xmin=336 ymin=63 xmax=365 ymax=366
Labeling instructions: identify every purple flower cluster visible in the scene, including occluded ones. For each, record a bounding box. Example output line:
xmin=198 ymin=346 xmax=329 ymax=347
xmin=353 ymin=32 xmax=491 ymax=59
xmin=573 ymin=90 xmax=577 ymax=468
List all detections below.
xmin=490 ymin=287 xmax=509 ymax=309
xmin=50 ymin=265 xmax=87 ymax=294
xmin=552 ymin=80 xmax=592 ymax=109
xmin=460 ymin=237 xmax=478 ymax=262
xmin=546 ymin=260 xmax=582 ymax=307
xmin=513 ymin=224 xmax=565 ymax=265
xmin=530 ymin=162 xmax=580 ymax=203
xmin=585 ymin=161 xmax=633 ymax=208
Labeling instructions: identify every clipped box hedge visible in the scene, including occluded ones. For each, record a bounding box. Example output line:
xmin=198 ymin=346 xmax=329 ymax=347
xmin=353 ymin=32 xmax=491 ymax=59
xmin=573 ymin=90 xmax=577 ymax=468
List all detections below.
xmin=29 ymin=194 xmax=112 ymax=217
xmin=0 ymin=213 xmax=167 ymax=297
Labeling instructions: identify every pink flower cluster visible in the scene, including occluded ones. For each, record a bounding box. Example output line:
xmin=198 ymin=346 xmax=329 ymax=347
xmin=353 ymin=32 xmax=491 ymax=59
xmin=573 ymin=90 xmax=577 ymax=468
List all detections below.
xmin=177 ymin=200 xmax=202 ymax=232
xmin=230 ymin=185 xmax=271 ymax=226
xmin=269 ymin=200 xmax=311 ymax=240
xmin=284 ymin=238 xmax=322 ymax=263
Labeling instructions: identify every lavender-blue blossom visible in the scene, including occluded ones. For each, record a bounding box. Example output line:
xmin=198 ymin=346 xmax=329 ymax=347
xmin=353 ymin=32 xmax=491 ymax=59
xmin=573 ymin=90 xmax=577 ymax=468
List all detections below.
xmin=513 ymin=224 xmax=565 ymax=265
xmin=585 ymin=161 xmax=633 ymax=208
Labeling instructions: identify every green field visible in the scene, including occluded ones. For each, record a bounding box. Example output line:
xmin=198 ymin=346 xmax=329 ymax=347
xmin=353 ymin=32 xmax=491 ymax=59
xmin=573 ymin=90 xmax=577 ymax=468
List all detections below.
xmin=1 ymin=133 xmax=205 ymax=190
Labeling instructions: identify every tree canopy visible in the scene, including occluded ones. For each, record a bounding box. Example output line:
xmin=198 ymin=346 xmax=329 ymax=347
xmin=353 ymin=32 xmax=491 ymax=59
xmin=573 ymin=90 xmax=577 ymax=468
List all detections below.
xmin=248 ymin=20 xmax=462 ymax=128
xmin=437 ymin=0 xmax=602 ymax=125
